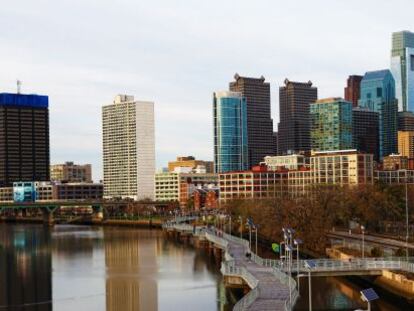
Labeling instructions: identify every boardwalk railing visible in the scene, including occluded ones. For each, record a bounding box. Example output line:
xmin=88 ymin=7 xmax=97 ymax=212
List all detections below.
xmin=221 ymin=260 xmax=259 ymax=311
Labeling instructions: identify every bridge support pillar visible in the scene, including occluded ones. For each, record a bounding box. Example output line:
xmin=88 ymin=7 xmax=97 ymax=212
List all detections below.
xmin=92 ymin=205 xmax=103 ymax=221
xmin=42 ymin=206 xmax=57 ymax=226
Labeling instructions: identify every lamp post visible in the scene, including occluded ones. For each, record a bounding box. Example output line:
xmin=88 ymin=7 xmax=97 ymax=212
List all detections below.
xmin=255 ymin=225 xmax=258 ymax=255
xmin=239 ymin=216 xmax=243 ymax=240
xmin=405 ymin=182 xmax=409 ymax=261
xmin=294 ymin=238 xmax=303 ymax=293
xmin=249 ymin=223 xmax=252 ymax=250
xmin=229 ymin=215 xmax=232 ymax=236
xmin=361 ymin=225 xmax=365 ymax=260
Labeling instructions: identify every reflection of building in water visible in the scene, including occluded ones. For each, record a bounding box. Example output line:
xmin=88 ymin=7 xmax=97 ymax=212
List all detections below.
xmin=105 ymin=229 xmax=158 ymax=311
xmin=0 ymin=225 xmax=52 ymax=311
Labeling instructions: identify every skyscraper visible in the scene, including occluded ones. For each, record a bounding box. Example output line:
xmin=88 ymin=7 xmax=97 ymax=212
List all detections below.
xmin=310 ymin=98 xmax=353 ymax=152
xmin=398 ymin=111 xmax=414 ymax=131
xmin=344 ymin=75 xmax=363 ymax=107
xmin=359 ymin=70 xmax=398 ymax=159
xmin=352 ymin=107 xmax=380 ymax=161
xmin=102 ymin=95 xmax=155 ymax=200
xmin=229 ymin=74 xmax=275 ymax=166
xmin=390 ymin=30 xmax=414 ymax=111
xmin=278 ymin=80 xmax=318 ymax=154
xmin=398 ymin=131 xmax=414 ymax=158
xmin=213 ymin=91 xmax=248 ymax=173
xmin=0 ymin=93 xmax=50 ymax=187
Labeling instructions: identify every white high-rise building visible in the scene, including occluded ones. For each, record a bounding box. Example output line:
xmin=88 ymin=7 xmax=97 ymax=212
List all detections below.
xmin=102 ymin=95 xmax=155 ymax=200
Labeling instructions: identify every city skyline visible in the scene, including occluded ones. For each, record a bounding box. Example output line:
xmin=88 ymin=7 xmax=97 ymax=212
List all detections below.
xmin=1 ymin=1 xmax=413 ymax=181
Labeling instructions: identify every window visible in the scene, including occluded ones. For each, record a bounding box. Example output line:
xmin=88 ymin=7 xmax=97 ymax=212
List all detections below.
xmin=411 ymin=55 xmax=414 ymax=71
xmin=376 ymin=88 xmax=382 ymax=97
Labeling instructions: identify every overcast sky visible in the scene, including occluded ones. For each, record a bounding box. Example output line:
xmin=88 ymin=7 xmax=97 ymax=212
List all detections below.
xmin=0 ymin=0 xmax=413 ymax=181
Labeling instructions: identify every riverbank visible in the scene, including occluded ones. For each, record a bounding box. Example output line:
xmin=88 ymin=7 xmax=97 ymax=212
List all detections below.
xmin=0 ymin=216 xmax=163 ymax=228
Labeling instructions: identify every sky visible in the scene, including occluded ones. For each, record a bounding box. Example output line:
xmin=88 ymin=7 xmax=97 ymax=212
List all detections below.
xmin=0 ymin=0 xmax=413 ymax=182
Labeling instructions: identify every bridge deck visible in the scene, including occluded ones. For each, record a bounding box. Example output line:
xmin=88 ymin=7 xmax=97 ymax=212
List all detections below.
xmin=224 ymin=234 xmax=290 ymax=310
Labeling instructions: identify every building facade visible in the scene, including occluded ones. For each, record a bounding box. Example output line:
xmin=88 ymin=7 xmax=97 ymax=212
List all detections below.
xmin=344 ymin=75 xmax=363 ymax=107
xmin=53 ymin=183 xmax=103 ymax=200
xmin=278 ymin=80 xmax=318 ymax=155
xmin=382 ymin=154 xmax=409 ymax=170
xmin=398 ymin=131 xmax=414 ymax=158
xmin=359 ymin=70 xmax=398 ymax=159
xmin=310 ymin=150 xmax=374 ymax=185
xmin=213 ymin=91 xmax=248 ymax=173
xmin=229 ymin=74 xmax=275 ymax=166
xmin=0 ymin=93 xmax=50 ymax=187
xmin=102 ymin=95 xmax=155 ymax=200
xmin=51 ymin=162 xmax=92 ymax=183
xmin=168 ymin=156 xmax=213 ymax=173
xmin=310 ymin=98 xmax=353 ymax=152
xmin=155 ymin=172 xmax=218 ymax=208
xmin=262 ymin=154 xmax=307 ymax=171
xmin=218 ymin=166 xmax=289 ymax=203
xmin=390 ymin=30 xmax=414 ymax=112
xmin=398 ymin=111 xmax=414 ymax=131
xmin=375 ymin=169 xmax=414 ymax=184
xmin=352 ymin=107 xmax=380 ymax=161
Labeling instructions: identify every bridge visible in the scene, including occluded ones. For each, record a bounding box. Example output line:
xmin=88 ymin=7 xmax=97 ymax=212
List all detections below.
xmin=0 ymin=200 xmax=170 ymax=225
xmin=165 ymin=217 xmax=414 ymax=310
xmin=165 ymin=219 xmax=298 ymax=311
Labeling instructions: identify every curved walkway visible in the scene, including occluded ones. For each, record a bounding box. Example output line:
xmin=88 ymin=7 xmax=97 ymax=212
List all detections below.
xmin=165 ymin=222 xmax=297 ymax=311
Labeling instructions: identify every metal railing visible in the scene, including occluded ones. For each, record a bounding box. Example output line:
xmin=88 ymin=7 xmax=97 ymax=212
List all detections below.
xmin=165 ymin=220 xmax=296 ymax=310
xmin=221 ymin=260 xmax=260 ymax=311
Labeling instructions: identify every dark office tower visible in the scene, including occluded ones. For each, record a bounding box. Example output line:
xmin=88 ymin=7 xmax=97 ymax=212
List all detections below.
xmin=352 ymin=107 xmax=380 ymax=161
xmin=0 ymin=93 xmax=50 ymax=187
xmin=278 ymin=79 xmax=318 ymax=155
xmin=344 ymin=75 xmax=363 ymax=107
xmin=398 ymin=111 xmax=414 ymax=131
xmin=229 ymin=74 xmax=275 ymax=166
xmin=272 ymin=132 xmax=278 ymax=156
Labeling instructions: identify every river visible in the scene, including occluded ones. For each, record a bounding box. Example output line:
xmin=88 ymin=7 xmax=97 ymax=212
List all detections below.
xmin=0 ymin=224 xmax=411 ymax=310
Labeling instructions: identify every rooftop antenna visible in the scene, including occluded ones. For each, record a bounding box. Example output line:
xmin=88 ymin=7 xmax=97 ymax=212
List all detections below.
xmin=17 ymin=80 xmax=22 ymax=94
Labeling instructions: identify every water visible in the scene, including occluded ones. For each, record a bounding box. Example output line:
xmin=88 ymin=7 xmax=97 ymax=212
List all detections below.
xmin=0 ymin=224 xmax=411 ymax=310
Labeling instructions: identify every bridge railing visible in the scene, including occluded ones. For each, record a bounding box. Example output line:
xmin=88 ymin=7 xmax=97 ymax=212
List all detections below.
xmin=221 ymin=260 xmax=259 ymax=311
xmin=205 ymin=231 xmax=229 ymax=249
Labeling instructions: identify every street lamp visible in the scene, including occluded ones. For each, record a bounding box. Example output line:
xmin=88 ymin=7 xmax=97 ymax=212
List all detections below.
xmin=405 ymin=182 xmax=409 ymax=261
xmin=361 ymin=225 xmax=365 ymax=260
xmin=239 ymin=216 xmax=243 ymax=240
xmin=305 ymin=260 xmax=316 ymax=311
xmin=294 ymin=238 xmax=303 ymax=292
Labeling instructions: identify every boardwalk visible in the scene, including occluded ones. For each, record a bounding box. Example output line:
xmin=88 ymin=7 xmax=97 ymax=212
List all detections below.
xmin=165 ymin=222 xmax=297 ymax=310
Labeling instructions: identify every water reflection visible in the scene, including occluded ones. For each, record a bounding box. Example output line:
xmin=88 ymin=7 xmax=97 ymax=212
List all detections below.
xmin=2 ymin=224 xmax=409 ymax=311
xmin=0 ymin=225 xmax=232 ymax=310
xmin=0 ymin=225 xmax=52 ymax=311
xmin=104 ymin=228 xmax=158 ymax=311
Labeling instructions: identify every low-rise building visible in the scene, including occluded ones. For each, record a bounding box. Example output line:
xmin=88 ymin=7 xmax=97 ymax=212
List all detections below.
xmin=219 ymin=165 xmax=289 ymax=203
xmin=310 ymin=150 xmax=374 ymax=185
xmin=155 ymin=171 xmax=218 ymax=208
xmin=51 ymin=162 xmax=92 ymax=183
xmin=262 ymin=154 xmax=307 ymax=171
xmin=168 ymin=156 xmax=214 ymax=174
xmin=53 ymin=183 xmax=103 ymax=200
xmin=193 ymin=189 xmax=219 ymax=210
xmin=375 ymin=169 xmax=414 ymax=184
xmin=0 ymin=182 xmax=103 ymax=203
xmin=382 ymin=154 xmax=409 ymax=170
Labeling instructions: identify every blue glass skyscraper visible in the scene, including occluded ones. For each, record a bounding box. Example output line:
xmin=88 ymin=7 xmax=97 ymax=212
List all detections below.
xmin=213 ymin=91 xmax=248 ymax=173
xmin=358 ymin=70 xmax=398 ymax=159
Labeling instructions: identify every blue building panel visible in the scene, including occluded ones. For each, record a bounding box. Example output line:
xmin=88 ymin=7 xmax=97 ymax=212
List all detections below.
xmin=0 ymin=93 xmax=48 ymax=108
xmin=13 ymin=182 xmax=38 ymax=202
